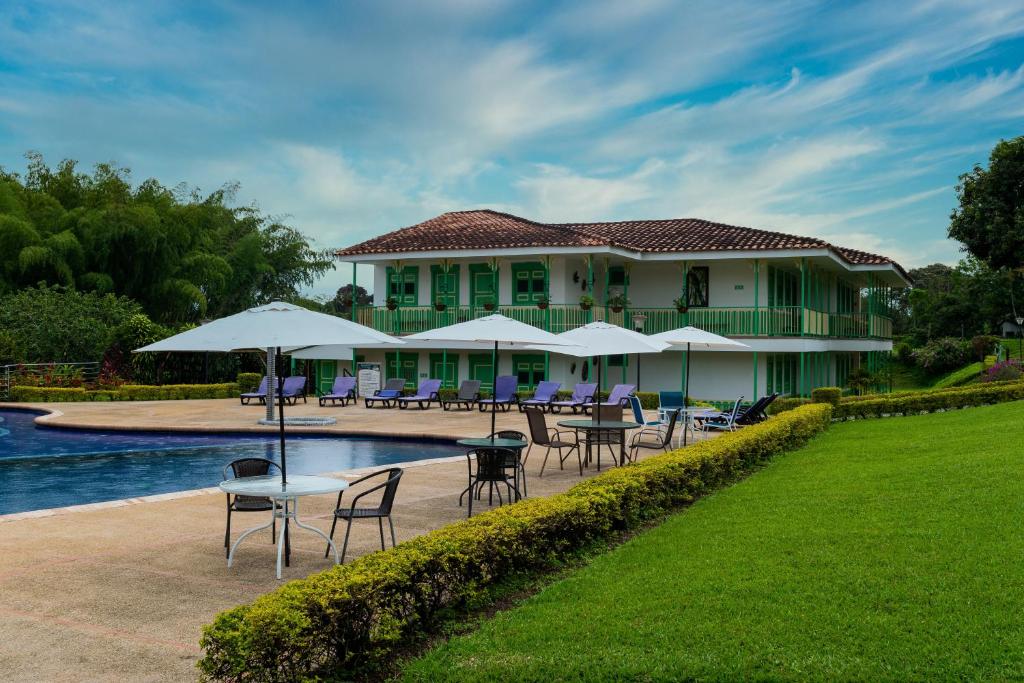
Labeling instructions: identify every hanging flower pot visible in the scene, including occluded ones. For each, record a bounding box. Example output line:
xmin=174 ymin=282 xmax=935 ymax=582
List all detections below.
xmin=537 ymin=295 xmax=550 ymax=310
xmin=483 ymin=301 xmax=496 ymax=311
xmin=579 ymin=294 xmax=594 ymax=311
xmin=385 ymin=297 xmax=398 ymax=311
xmin=611 ymin=306 xmax=623 ymax=313
xmin=434 ymin=301 xmax=447 ymax=312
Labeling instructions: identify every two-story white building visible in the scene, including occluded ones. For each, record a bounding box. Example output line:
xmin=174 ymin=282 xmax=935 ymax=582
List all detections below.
xmin=319 ymin=209 xmax=908 ymax=402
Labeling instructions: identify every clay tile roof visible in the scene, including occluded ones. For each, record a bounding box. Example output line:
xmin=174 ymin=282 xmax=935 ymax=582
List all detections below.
xmin=336 ymin=209 xmax=907 ymax=279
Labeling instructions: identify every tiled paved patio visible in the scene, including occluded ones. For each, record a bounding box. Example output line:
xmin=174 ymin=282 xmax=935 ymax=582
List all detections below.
xmin=0 ymin=399 xmax=701 ymax=682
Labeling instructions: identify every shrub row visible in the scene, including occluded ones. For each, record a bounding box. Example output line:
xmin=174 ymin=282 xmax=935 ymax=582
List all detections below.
xmin=9 ymin=383 xmax=239 ymax=402
xmin=198 ymin=403 xmax=833 ymax=681
xmin=833 ymin=381 xmax=1024 ymax=419
xmin=236 ymin=373 xmax=264 ymax=394
xmin=840 ymin=377 xmax=1024 ymax=403
xmin=766 ymin=396 xmax=811 ymax=415
xmin=810 ymin=387 xmax=842 ymax=407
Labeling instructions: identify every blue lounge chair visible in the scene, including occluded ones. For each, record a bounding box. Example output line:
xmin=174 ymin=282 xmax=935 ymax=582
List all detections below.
xmin=477 ymin=375 xmax=518 ymax=413
xmin=583 ymin=383 xmax=635 ymax=414
xmin=275 ymin=376 xmax=307 ymax=405
xmin=701 ymin=396 xmax=745 ymax=434
xmin=364 ymin=378 xmax=407 ymax=408
xmin=239 ymin=376 xmax=268 ymax=405
xmin=657 ymin=391 xmax=685 ymax=421
xmin=396 ymin=379 xmax=443 ymax=410
xmin=319 ymin=376 xmax=357 ymax=407
xmin=629 ymin=395 xmax=664 ymax=430
xmin=517 ymin=381 xmax=561 ymax=413
xmin=549 ymin=383 xmax=597 ymax=414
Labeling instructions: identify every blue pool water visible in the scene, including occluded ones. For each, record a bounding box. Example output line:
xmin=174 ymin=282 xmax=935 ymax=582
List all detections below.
xmin=0 ymin=410 xmax=457 ymax=515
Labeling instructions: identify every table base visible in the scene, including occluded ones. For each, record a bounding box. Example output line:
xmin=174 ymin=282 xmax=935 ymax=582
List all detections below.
xmin=227 ymin=498 xmax=339 ymax=579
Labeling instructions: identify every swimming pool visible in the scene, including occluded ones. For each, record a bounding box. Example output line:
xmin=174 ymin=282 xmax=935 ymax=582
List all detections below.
xmin=0 ymin=409 xmax=457 ymax=515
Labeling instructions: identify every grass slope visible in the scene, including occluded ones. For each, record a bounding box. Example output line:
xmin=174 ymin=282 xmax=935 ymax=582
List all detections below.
xmin=404 ymin=402 xmax=1024 ymax=682
xmin=931 ymin=361 xmax=984 ymax=389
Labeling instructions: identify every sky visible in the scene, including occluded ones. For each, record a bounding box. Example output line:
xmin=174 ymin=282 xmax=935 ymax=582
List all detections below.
xmin=0 ymin=0 xmax=1022 ymax=297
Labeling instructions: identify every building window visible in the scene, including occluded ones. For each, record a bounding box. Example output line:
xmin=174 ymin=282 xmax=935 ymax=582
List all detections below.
xmin=687 ymin=267 xmax=709 ymax=307
xmin=608 ymin=266 xmax=626 ymax=287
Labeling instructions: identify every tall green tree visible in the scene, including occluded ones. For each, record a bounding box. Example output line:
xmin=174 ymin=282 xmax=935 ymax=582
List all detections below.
xmin=948 ymin=136 xmax=1024 ymax=270
xmin=0 ymin=153 xmax=334 ymax=323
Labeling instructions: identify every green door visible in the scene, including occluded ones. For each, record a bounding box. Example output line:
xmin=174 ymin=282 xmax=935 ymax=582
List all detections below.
xmin=511 ymin=262 xmax=546 ymax=305
xmin=468 ymin=353 xmax=495 ymax=393
xmin=387 ymin=266 xmax=419 ymax=306
xmin=511 ymin=354 xmax=545 ymax=392
xmin=431 ymin=265 xmax=459 ymax=308
xmin=470 ymin=263 xmax=497 ymax=311
xmin=430 ymin=353 xmax=458 ymax=388
xmin=316 ymin=360 xmax=337 ymax=395
xmin=385 ymin=352 xmax=418 ymax=388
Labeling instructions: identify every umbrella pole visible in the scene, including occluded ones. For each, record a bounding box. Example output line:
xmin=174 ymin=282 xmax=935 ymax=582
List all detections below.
xmin=491 ymin=340 xmax=497 ymax=442
xmin=683 ymin=342 xmax=691 ymax=446
xmin=276 ymin=346 xmax=289 ymax=567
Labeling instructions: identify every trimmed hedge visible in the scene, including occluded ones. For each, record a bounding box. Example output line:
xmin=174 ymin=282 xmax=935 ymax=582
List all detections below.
xmin=833 ymin=381 xmax=1024 ymax=420
xmin=766 ymin=397 xmax=810 ymax=415
xmin=9 ymin=383 xmax=239 ymax=402
xmin=810 ymin=387 xmax=842 ymax=407
xmin=237 ymin=373 xmax=263 ymax=394
xmin=198 ymin=403 xmax=833 ymax=681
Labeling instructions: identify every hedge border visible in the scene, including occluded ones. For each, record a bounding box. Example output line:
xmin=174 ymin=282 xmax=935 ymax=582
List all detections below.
xmin=198 ymin=403 xmax=833 ymax=682
xmin=833 ymin=380 xmax=1024 ymax=420
xmin=9 ymin=383 xmax=240 ymax=402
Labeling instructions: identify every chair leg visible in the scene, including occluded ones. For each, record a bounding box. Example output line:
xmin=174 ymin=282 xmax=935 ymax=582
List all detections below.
xmin=224 ymin=503 xmax=231 ymax=558
xmin=539 ymin=445 xmax=552 ymax=477
xmin=522 ymin=443 xmax=533 ymax=466
xmin=388 ymin=516 xmax=397 ymax=547
xmin=520 ymin=463 xmax=528 ymax=497
xmin=325 ymin=513 xmax=339 ymax=559
xmin=378 ymin=517 xmax=386 ymax=551
xmin=340 ymin=517 xmax=354 ymax=564
xmin=468 ymin=482 xmax=474 ymax=517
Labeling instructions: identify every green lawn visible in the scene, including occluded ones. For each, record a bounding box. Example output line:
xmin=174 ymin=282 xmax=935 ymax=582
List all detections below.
xmin=404 ymin=402 xmax=1024 ymax=682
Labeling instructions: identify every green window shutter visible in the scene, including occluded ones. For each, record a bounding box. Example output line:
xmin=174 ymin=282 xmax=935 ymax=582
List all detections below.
xmin=511 ymin=262 xmax=546 ymax=304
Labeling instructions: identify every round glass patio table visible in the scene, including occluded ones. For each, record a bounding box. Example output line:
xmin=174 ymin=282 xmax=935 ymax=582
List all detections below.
xmin=220 ymin=474 xmax=348 ymax=579
xmin=556 ymin=419 xmax=641 ymax=470
xmin=457 ymin=437 xmax=529 ymax=502
xmin=668 ymin=407 xmax=720 ymax=446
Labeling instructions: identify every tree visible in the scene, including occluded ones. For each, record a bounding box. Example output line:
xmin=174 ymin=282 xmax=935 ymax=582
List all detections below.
xmin=0 ymin=154 xmax=335 ymax=323
xmin=328 ymin=284 xmax=373 ymax=316
xmin=948 ymin=136 xmax=1024 ymax=270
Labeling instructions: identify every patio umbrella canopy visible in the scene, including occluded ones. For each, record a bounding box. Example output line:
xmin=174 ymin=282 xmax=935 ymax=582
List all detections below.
xmin=135 ymin=301 xmax=404 ymax=483
xmin=528 ymin=321 xmax=669 ymax=415
xmin=649 ymin=326 xmax=749 ymax=444
xmin=404 ymin=314 xmax=579 ymax=440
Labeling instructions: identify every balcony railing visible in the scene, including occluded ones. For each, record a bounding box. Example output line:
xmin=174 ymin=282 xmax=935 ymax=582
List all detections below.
xmin=356 ymin=304 xmax=892 ymax=339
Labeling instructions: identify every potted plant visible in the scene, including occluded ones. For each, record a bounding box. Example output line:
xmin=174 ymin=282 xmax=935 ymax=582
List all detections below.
xmin=482 ymin=298 xmax=496 ymax=311
xmin=579 ymin=294 xmax=594 ymax=311
xmin=434 ymin=297 xmax=447 ymax=312
xmin=672 ymin=295 xmax=688 ymax=314
xmin=606 ymin=292 xmax=630 ymax=313
xmin=536 ymin=294 xmax=550 ymax=310
xmin=385 ymin=296 xmax=399 ymax=311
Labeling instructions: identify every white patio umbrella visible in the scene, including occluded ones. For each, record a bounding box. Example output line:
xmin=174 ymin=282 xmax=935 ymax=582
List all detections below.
xmin=648 ymin=325 xmax=750 ymax=400
xmin=404 ymin=314 xmax=579 ymax=440
xmin=135 ymin=301 xmax=403 ymax=484
xmin=528 ymin=321 xmax=669 ymax=416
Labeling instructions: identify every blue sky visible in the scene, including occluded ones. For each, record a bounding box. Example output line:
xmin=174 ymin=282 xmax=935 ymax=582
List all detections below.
xmin=0 ymin=1 xmax=1022 ymax=296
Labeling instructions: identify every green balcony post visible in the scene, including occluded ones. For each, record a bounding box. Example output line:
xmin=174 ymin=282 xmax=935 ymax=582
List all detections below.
xmin=753 ymin=351 xmax=758 ymax=400
xmin=800 ymin=258 xmax=807 ymax=337
xmin=586 ymin=256 xmax=594 ymax=324
xmin=753 ymin=258 xmax=760 ymax=335
xmin=800 ymin=350 xmax=806 ymax=397
xmin=544 ymin=257 xmax=550 ymax=380
xmin=867 ymin=272 xmax=875 ymax=338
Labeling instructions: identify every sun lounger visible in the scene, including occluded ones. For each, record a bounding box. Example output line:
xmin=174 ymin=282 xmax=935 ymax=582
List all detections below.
xmin=364 ymin=378 xmax=407 ymax=408
xmin=239 ymin=376 xmax=268 ymax=405
xmin=477 ymin=375 xmax=518 ymax=413
xmin=275 ymin=376 xmax=307 ymax=405
xmin=442 ymin=380 xmax=481 ymax=411
xmin=549 ymin=382 xmax=597 ymax=414
xmin=517 ymin=381 xmax=561 ymax=412
xmin=396 ymin=379 xmax=443 ymax=409
xmin=582 ymin=383 xmax=635 ymax=414
xmin=319 ymin=376 xmax=357 ymax=407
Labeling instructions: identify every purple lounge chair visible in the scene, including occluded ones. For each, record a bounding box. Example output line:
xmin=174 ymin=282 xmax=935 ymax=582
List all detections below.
xmin=477 ymin=375 xmax=518 ymax=413
xmin=275 ymin=376 xmax=308 ymax=405
xmin=583 ymin=383 xmax=635 ymax=414
xmin=239 ymin=376 xmax=268 ymax=405
xmin=319 ymin=376 xmax=357 ymax=407
xmin=517 ymin=380 xmax=561 ymax=413
xmin=549 ymin=383 xmax=597 ymax=414
xmin=396 ymin=379 xmax=443 ymax=410
xmin=364 ymin=378 xmax=407 ymax=408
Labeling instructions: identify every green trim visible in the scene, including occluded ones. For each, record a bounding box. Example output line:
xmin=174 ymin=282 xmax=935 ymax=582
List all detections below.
xmin=430 ymin=264 xmax=460 ymax=308
xmin=468 ymin=353 xmax=495 ymax=393
xmin=386 ymin=265 xmax=419 ymax=306
xmin=429 ymin=352 xmax=458 ymax=388
xmin=385 ymin=351 xmax=418 ymax=388
xmin=510 ymin=262 xmax=546 ymax=304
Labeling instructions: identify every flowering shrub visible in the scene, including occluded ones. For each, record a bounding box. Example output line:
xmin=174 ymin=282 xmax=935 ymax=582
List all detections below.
xmin=982 ymin=360 xmax=1022 ymax=383
xmin=912 ymin=338 xmax=971 ymax=375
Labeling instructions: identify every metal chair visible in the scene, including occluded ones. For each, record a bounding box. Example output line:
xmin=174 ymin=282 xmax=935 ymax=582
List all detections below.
xmin=223 ymin=457 xmax=281 ymax=558
xmin=628 ymin=409 xmax=680 ymax=461
xmin=491 ymin=429 xmax=529 ymax=497
xmin=524 ymin=407 xmax=582 ymax=476
xmin=324 ymin=468 xmax=403 ymax=563
xmin=592 ymin=403 xmax=624 ymax=467
xmin=463 ymin=447 xmax=519 ymax=517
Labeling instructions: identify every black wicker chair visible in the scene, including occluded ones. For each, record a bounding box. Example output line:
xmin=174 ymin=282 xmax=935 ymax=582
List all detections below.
xmin=463 ymin=447 xmax=519 ymax=517
xmin=325 ymin=468 xmax=403 ymax=563
xmin=524 ymin=406 xmax=582 ymax=476
xmin=491 ymin=429 xmax=529 ymax=498
xmin=628 ymin=409 xmax=680 ymax=462
xmin=223 ymin=457 xmax=281 ymax=558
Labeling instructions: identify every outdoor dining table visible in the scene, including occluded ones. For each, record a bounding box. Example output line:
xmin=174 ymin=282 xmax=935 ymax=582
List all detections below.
xmin=667 ymin=407 xmax=720 ymax=446
xmin=557 ymin=419 xmax=641 ymax=470
xmin=220 ymin=474 xmax=349 ymax=579
xmin=457 ymin=437 xmax=529 ymax=502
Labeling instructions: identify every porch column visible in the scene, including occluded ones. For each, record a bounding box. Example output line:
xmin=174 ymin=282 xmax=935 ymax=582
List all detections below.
xmin=681 ymin=260 xmax=689 ymax=396
xmin=543 ymin=256 xmax=550 ymax=380
xmin=351 ymin=261 xmax=358 ymax=377
xmin=586 ymin=256 xmax=594 ymax=324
